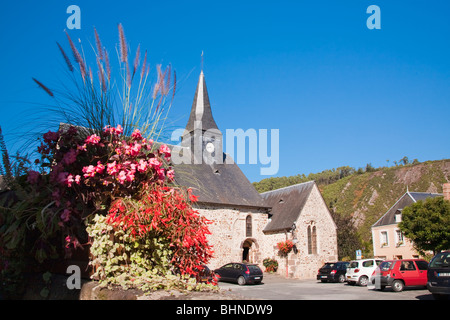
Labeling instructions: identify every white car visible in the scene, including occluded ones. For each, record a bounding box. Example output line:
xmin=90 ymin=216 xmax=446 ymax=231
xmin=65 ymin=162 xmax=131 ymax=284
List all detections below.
xmin=346 ymin=258 xmax=384 ymax=286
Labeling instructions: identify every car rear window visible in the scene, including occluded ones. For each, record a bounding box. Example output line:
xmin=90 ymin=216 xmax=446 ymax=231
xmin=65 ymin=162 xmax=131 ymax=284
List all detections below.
xmin=429 ymin=252 xmax=450 ymax=268
xmin=349 ymin=262 xmax=359 ymax=268
xmin=362 ymin=260 xmax=374 ymax=267
xmin=379 ymin=261 xmax=395 ymax=271
xmin=323 ymin=263 xmax=336 ymax=268
xmin=416 ymin=261 xmax=428 ymax=271
xmin=248 ymin=265 xmax=261 ymax=272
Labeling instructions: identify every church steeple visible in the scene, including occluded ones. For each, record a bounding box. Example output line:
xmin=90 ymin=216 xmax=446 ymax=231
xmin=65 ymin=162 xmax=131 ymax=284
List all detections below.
xmin=181 ymin=71 xmax=223 ymax=164
xmin=183 ymin=71 xmax=219 ymax=135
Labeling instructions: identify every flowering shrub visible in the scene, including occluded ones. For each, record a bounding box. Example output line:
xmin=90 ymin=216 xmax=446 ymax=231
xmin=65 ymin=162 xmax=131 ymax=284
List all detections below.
xmin=262 ymin=258 xmax=279 ymax=273
xmin=2 ymin=123 xmax=214 ymax=291
xmin=22 ymin=124 xmax=175 ymax=257
xmin=277 ymin=240 xmax=294 ymax=256
xmin=106 ymin=184 xmax=214 ymax=278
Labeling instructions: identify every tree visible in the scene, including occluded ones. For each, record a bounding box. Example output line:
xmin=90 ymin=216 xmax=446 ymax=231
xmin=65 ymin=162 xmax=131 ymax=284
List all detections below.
xmin=329 ymin=209 xmax=362 ymax=260
xmin=399 ymin=197 xmax=450 ymax=255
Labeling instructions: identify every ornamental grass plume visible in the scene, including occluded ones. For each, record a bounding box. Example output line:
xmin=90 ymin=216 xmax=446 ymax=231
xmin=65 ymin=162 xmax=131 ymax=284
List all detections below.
xmin=29 ymin=23 xmax=176 ymax=145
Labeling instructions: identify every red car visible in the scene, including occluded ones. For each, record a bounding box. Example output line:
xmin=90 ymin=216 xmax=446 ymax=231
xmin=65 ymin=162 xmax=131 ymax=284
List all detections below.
xmin=370 ymin=259 xmax=428 ymax=292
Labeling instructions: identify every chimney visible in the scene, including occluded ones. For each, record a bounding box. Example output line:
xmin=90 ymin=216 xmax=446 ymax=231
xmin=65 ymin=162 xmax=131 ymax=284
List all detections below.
xmin=443 ymin=183 xmax=450 ymax=201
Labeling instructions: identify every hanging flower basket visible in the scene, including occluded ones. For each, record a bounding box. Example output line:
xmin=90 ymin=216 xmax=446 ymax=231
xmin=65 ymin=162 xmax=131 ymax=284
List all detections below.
xmin=277 ymin=240 xmax=294 ymax=256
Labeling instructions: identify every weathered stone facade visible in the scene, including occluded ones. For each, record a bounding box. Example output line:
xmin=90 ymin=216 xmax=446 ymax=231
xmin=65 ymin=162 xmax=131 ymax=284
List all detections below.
xmin=262 ymin=183 xmax=338 ymax=279
xmin=174 ymin=71 xmax=338 ymax=279
xmin=195 ymin=205 xmax=271 ymax=269
xmin=195 ymin=183 xmax=338 ymax=279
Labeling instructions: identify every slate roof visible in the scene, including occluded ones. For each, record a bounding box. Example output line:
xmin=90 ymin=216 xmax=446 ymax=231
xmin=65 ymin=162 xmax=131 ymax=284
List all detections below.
xmin=372 ymin=191 xmax=443 ymax=227
xmin=261 ymin=181 xmax=315 ymax=233
xmin=171 ymin=146 xmax=270 ymax=209
xmin=183 ymin=71 xmax=219 ymax=134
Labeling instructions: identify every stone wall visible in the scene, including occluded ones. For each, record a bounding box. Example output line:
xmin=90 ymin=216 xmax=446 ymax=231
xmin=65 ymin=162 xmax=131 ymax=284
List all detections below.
xmin=262 ymin=184 xmax=338 ymax=279
xmin=195 ymin=205 xmax=271 ymax=270
xmin=197 ymin=183 xmax=338 ymax=279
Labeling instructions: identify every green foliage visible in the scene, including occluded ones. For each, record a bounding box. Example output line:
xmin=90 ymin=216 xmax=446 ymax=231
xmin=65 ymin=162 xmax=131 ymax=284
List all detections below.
xmin=86 ymin=214 xmax=217 ymax=293
xmin=262 ymin=258 xmax=278 ymax=273
xmin=329 ymin=209 xmax=362 ymax=260
xmin=399 ymin=197 xmax=450 ymax=255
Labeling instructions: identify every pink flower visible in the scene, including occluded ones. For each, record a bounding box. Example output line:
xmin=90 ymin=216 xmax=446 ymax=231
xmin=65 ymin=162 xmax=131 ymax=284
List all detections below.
xmin=126 ymin=171 xmax=135 ymax=182
xmin=130 ymin=143 xmax=141 ymax=156
xmin=148 ymin=158 xmax=161 ymax=169
xmin=117 ymin=170 xmax=127 ymax=184
xmin=95 ymin=161 xmax=105 ymax=174
xmin=77 ymin=143 xmax=87 ymax=151
xmin=66 ymin=174 xmax=75 ymax=187
xmin=62 ymin=149 xmax=77 ymax=165
xmin=27 ymin=170 xmax=40 ymax=184
xmin=131 ymin=129 xmax=143 ymax=140
xmin=115 ymin=125 xmax=124 ymax=135
xmin=74 ymin=175 xmax=81 ymax=185
xmin=137 ymin=159 xmax=148 ymax=173
xmin=167 ymin=169 xmax=175 ymax=181
xmin=85 ymin=134 xmax=101 ymax=145
xmin=157 ymin=168 xmax=165 ymax=180
xmin=159 ymin=144 xmax=171 ymax=158
xmin=107 ymin=161 xmax=119 ymax=175
xmin=82 ymin=165 xmax=96 ymax=178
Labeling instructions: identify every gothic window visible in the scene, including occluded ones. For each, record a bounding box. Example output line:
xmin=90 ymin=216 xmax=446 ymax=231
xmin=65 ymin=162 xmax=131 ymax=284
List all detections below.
xmin=307 ymin=226 xmax=312 ymax=254
xmin=312 ymin=226 xmax=317 ymax=254
xmin=246 ymin=215 xmax=252 ymax=237
xmin=307 ymin=225 xmax=318 ymax=254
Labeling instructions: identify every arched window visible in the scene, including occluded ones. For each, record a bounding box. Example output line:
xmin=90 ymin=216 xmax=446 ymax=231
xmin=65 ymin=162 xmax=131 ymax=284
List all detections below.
xmin=246 ymin=215 xmax=252 ymax=237
xmin=307 ymin=225 xmax=318 ymax=255
xmin=312 ymin=226 xmax=317 ymax=254
xmin=307 ymin=226 xmax=312 ymax=254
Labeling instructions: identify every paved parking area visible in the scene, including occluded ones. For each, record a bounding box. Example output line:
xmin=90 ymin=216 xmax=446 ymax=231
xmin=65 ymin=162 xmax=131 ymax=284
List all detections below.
xmin=218 ymin=273 xmax=434 ymax=300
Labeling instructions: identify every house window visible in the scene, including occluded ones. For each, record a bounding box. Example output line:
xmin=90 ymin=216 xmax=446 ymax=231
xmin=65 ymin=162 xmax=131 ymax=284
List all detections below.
xmin=396 ymin=230 xmax=404 ymax=246
xmin=307 ymin=225 xmax=317 ymax=254
xmin=380 ymin=231 xmax=389 ymax=247
xmin=246 ymin=215 xmax=252 ymax=237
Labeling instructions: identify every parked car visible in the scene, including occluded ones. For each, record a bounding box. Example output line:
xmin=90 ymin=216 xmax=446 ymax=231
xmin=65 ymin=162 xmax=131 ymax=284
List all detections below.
xmin=214 ymin=263 xmax=263 ymax=285
xmin=317 ymin=261 xmax=350 ymax=283
xmin=427 ymin=251 xmax=450 ymax=300
xmin=346 ymin=258 xmax=383 ymax=286
xmin=370 ymin=259 xmax=428 ymax=292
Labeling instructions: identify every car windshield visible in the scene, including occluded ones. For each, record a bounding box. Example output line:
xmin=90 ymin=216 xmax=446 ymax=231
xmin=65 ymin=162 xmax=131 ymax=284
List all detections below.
xmin=430 ymin=252 xmax=450 ymax=268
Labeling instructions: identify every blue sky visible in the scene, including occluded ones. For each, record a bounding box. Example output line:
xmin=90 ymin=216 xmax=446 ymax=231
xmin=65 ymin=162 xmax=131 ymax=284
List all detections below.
xmin=1 ymin=0 xmax=449 ymax=182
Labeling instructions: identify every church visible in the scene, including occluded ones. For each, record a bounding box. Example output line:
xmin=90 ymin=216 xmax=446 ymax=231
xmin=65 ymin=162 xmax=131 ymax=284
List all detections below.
xmin=171 ymin=71 xmax=338 ymax=279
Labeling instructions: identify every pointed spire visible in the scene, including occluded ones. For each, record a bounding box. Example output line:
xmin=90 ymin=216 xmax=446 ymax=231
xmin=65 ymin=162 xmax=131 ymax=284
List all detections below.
xmin=183 ymin=71 xmax=219 ymax=134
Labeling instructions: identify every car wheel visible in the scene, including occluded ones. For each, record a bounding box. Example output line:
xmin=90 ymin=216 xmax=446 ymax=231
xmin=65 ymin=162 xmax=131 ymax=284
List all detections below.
xmin=237 ymin=276 xmax=246 ymax=286
xmin=338 ymin=274 xmax=345 ymax=283
xmin=358 ymin=276 xmax=369 ymax=286
xmin=392 ymin=280 xmax=404 ymax=292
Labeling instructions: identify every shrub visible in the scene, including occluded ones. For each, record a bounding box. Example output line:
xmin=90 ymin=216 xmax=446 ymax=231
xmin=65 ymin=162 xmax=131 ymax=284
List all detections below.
xmin=262 ymin=258 xmax=278 ymax=273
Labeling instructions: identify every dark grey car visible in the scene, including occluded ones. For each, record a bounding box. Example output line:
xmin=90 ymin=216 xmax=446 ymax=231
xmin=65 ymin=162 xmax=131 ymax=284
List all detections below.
xmin=214 ymin=263 xmax=263 ymax=285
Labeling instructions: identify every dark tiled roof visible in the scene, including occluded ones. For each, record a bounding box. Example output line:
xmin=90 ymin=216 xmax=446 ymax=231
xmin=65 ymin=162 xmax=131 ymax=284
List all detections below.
xmin=261 ymin=181 xmax=315 ymax=233
xmin=172 ymin=149 xmax=270 ymax=209
xmin=372 ymin=191 xmax=442 ymax=227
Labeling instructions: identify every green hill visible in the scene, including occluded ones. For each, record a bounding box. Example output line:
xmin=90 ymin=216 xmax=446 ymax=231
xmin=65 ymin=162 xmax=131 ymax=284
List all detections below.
xmin=254 ymin=159 xmax=450 ymax=250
